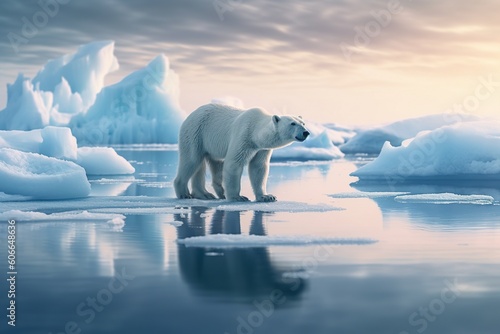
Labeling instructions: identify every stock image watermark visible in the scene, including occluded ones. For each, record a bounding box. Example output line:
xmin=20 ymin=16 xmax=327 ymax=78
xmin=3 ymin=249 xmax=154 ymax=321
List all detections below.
xmin=7 ymin=0 xmax=72 ymax=54
xmin=399 ymin=278 xmax=462 ymax=334
xmin=213 ymin=0 xmax=246 ymax=21
xmin=47 ymin=267 xmax=135 ymax=334
xmin=224 ymin=244 xmax=337 ymax=334
xmin=6 ymin=219 xmax=17 ymax=327
xmin=339 ymin=0 xmax=408 ymax=62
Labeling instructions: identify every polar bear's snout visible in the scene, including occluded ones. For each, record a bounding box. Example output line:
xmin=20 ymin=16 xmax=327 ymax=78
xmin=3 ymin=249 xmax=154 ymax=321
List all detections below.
xmin=296 ymin=130 xmax=310 ymax=142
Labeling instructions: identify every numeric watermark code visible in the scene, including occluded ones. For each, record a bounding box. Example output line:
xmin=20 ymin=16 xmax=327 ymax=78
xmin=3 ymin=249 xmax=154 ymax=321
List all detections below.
xmin=6 ymin=219 xmax=17 ymax=327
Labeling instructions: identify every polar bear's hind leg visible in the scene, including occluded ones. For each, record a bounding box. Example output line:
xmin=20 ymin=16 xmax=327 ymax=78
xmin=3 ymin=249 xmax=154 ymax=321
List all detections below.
xmin=174 ymin=154 xmax=202 ymax=199
xmin=191 ymin=160 xmax=217 ymax=200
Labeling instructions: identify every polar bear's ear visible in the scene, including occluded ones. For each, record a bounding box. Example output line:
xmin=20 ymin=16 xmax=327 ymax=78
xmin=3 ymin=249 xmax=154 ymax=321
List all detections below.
xmin=272 ymin=115 xmax=281 ymax=124
xmin=298 ymin=115 xmax=303 ymax=119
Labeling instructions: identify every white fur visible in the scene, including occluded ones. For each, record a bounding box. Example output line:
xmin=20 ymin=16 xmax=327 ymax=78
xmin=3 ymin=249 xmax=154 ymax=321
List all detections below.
xmin=174 ymin=104 xmax=309 ymax=202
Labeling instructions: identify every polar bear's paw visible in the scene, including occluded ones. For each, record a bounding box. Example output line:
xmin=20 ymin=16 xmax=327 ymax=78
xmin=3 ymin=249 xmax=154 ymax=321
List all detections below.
xmin=229 ymin=195 xmax=250 ymax=202
xmin=257 ymin=194 xmax=277 ymax=202
xmin=192 ymin=191 xmax=217 ymax=200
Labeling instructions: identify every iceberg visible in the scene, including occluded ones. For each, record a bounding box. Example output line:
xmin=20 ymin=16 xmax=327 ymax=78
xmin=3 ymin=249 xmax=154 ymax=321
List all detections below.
xmin=32 ymin=40 xmax=119 ymax=112
xmin=341 ymin=113 xmax=480 ymax=155
xmin=0 ymin=41 xmax=118 ymax=130
xmin=351 ymin=121 xmax=500 ymax=181
xmin=71 ymin=54 xmax=185 ymax=145
xmin=0 ymin=41 xmax=184 ymax=145
xmin=0 ymin=148 xmax=90 ymax=200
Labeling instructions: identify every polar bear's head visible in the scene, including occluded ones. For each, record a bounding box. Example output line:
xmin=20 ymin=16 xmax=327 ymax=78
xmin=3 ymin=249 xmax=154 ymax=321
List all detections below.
xmin=273 ymin=115 xmax=310 ymax=144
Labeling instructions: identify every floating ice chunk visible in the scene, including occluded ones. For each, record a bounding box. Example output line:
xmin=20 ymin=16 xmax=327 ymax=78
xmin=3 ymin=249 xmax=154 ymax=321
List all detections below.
xmin=177 ymin=234 xmax=378 ymax=248
xmin=341 ymin=113 xmax=480 ymax=154
xmin=39 ymin=126 xmax=78 ymax=160
xmin=394 ymin=193 xmax=494 ymax=205
xmin=0 ymin=126 xmax=77 ymax=160
xmin=272 ymin=131 xmax=344 ymax=161
xmin=0 ymin=127 xmax=132 ymax=175
xmin=0 ymin=148 xmax=90 ymax=200
xmin=330 ymin=192 xmax=410 ymax=198
xmin=352 ymin=121 xmax=500 ymax=180
xmin=167 ymin=221 xmax=184 ymax=227
xmin=216 ymin=201 xmax=342 ymax=212
xmin=107 ymin=216 xmax=126 ymax=232
xmin=0 ymin=196 xmax=340 ymax=215
xmin=0 ymin=210 xmax=124 ymax=221
xmin=91 ymin=207 xmax=191 ymax=215
xmin=77 ymin=147 xmax=135 ymax=175
xmin=322 ymin=122 xmax=357 ymax=145
xmin=270 ymin=160 xmax=331 ymax=167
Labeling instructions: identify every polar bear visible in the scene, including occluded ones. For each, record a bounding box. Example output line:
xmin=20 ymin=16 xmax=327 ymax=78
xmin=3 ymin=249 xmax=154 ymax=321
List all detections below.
xmin=174 ymin=104 xmax=310 ymax=202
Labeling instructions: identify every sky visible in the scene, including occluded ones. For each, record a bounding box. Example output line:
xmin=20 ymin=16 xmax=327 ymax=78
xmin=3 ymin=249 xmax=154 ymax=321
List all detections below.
xmin=0 ymin=0 xmax=499 ymax=125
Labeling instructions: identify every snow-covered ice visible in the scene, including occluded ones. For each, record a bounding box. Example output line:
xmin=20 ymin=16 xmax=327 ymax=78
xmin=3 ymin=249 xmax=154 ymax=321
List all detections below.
xmin=0 ymin=126 xmax=134 ymax=182
xmin=0 ymin=126 xmax=77 ymax=160
xmin=352 ymin=121 xmax=500 ymax=181
xmin=394 ymin=193 xmax=494 ymax=205
xmin=0 ymin=148 xmax=90 ymax=200
xmin=341 ymin=113 xmax=480 ymax=155
xmin=90 ymin=207 xmax=191 ymax=215
xmin=0 ymin=196 xmax=342 ymax=215
xmin=177 ymin=234 xmax=377 ymax=248
xmin=216 ymin=201 xmax=342 ymax=212
xmin=0 ymin=210 xmax=125 ymax=221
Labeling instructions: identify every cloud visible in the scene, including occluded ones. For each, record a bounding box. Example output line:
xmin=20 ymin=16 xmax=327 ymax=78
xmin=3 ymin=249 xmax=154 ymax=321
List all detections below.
xmin=1 ymin=0 xmax=499 ymax=122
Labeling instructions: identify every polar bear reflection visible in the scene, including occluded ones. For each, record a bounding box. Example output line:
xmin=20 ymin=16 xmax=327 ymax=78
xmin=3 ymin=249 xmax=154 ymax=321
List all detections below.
xmin=175 ymin=209 xmax=307 ymax=299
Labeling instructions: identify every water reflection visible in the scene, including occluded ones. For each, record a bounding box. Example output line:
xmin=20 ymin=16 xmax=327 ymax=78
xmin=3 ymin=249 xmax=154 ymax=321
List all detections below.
xmin=352 ymin=182 xmax=500 ymax=229
xmin=175 ymin=208 xmax=307 ymax=301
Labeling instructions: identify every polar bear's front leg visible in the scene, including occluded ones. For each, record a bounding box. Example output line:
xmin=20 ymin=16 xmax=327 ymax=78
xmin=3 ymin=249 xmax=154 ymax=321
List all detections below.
xmin=223 ymin=157 xmax=249 ymax=202
xmin=249 ymin=150 xmax=276 ymax=202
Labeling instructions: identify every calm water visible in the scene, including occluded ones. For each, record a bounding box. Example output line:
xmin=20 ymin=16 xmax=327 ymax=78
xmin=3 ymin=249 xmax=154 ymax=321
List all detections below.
xmin=1 ymin=148 xmax=499 ymax=334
